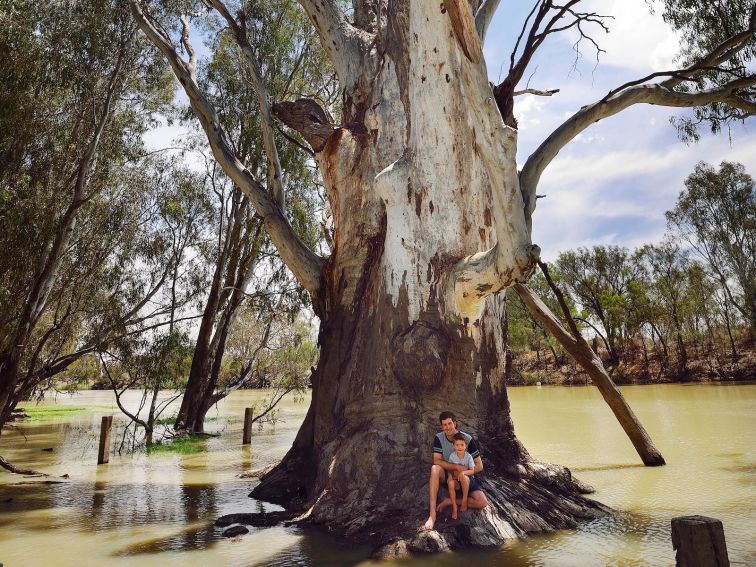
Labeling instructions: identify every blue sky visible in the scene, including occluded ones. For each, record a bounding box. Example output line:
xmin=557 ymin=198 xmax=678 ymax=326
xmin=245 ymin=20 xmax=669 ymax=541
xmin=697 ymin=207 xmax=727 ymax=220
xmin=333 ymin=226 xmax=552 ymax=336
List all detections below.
xmin=144 ymin=1 xmax=756 ymax=261
xmin=485 ymin=0 xmax=756 ymax=260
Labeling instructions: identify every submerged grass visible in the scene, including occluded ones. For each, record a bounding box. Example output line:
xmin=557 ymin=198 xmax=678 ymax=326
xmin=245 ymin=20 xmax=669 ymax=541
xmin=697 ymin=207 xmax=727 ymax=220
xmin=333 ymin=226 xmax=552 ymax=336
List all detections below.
xmin=147 ymin=435 xmax=207 ymax=455
xmin=22 ymin=406 xmax=89 ymax=420
xmin=20 ymin=404 xmax=116 ymax=420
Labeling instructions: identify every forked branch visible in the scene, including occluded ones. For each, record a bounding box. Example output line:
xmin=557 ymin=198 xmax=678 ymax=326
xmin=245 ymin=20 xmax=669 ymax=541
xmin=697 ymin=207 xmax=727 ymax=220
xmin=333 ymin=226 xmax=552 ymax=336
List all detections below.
xmin=493 ymin=0 xmax=610 ymax=126
xmin=296 ymin=0 xmax=371 ymax=83
xmin=204 ymin=0 xmax=286 ymax=207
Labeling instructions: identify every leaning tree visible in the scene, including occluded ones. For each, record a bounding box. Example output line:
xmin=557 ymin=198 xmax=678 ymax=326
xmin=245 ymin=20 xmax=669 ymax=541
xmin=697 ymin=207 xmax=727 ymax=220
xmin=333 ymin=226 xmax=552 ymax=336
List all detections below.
xmin=127 ymin=0 xmax=755 ymax=552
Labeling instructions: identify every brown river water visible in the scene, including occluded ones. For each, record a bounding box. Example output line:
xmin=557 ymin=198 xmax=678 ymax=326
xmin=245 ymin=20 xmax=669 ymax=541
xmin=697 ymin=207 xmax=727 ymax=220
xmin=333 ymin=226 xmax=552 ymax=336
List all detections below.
xmin=0 ymin=384 xmax=754 ymax=566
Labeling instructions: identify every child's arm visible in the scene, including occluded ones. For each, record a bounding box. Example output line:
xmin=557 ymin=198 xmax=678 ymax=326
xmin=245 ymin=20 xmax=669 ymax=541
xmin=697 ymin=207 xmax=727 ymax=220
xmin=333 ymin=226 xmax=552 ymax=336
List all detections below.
xmin=461 ymin=455 xmax=476 ymax=475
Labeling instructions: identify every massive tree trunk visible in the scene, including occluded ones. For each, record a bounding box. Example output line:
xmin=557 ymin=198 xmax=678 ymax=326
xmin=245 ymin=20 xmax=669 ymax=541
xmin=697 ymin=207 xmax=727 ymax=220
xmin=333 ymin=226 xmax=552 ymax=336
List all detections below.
xmin=249 ymin=1 xmax=604 ymax=548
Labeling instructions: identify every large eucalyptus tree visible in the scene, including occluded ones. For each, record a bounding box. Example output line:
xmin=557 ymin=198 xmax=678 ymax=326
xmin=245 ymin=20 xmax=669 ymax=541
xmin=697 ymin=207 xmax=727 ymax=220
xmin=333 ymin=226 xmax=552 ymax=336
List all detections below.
xmin=127 ymin=0 xmax=755 ymax=551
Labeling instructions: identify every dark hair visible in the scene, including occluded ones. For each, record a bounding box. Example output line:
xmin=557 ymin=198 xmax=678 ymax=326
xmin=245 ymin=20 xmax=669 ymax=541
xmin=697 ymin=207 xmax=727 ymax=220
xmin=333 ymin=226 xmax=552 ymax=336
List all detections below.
xmin=439 ymin=411 xmax=456 ymax=423
xmin=452 ymin=433 xmax=467 ymax=444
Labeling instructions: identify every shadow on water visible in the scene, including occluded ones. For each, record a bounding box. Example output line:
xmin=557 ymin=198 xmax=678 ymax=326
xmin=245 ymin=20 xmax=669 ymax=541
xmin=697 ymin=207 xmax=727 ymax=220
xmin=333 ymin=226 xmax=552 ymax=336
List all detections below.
xmin=112 ymin=522 xmax=220 ymax=555
xmin=245 ymin=524 xmax=372 ymax=567
xmin=113 ymin=498 xmax=372 ymax=564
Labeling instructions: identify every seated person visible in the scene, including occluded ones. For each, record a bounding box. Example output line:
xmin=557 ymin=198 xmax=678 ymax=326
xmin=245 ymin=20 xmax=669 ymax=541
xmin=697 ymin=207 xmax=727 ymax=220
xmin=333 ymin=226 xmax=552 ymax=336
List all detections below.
xmin=423 ymin=411 xmax=488 ymax=530
xmin=446 ymin=432 xmax=480 ymax=519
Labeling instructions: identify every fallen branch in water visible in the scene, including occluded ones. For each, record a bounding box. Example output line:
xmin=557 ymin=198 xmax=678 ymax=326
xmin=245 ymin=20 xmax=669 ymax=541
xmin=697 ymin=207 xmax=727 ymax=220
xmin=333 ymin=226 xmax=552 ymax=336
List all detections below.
xmin=0 ymin=455 xmax=49 ymax=476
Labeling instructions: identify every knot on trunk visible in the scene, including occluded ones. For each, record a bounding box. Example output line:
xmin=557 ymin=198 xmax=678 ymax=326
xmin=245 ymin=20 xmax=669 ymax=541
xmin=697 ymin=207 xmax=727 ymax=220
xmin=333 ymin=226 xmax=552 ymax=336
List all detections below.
xmin=393 ymin=321 xmax=450 ymax=393
xmin=272 ymin=98 xmax=336 ymax=152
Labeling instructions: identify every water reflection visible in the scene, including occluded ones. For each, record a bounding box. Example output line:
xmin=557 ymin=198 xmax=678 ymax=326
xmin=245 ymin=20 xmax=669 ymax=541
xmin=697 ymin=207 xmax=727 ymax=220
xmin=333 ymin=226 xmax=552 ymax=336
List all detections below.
xmin=0 ymin=384 xmax=754 ymax=566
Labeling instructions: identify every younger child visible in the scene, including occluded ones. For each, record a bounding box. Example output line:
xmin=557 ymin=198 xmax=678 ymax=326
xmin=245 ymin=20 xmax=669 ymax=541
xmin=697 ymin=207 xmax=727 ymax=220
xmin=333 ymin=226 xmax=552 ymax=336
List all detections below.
xmin=446 ymin=432 xmax=476 ymax=520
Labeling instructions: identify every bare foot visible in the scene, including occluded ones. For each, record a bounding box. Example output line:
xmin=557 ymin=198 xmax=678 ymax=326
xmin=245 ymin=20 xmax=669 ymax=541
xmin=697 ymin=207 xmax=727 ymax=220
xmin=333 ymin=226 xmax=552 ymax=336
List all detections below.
xmin=451 ymin=506 xmax=458 ymax=520
xmin=436 ymin=498 xmax=451 ymax=513
xmin=460 ymin=503 xmax=468 ymax=513
xmin=422 ymin=515 xmax=435 ymax=531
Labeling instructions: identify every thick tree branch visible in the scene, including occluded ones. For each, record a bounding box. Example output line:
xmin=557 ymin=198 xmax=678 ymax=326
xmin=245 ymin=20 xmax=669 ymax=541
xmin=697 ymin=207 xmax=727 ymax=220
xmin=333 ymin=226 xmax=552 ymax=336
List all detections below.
xmin=514 ymin=283 xmax=665 ymax=466
xmin=296 ymin=0 xmax=370 ymax=83
xmin=520 ymin=76 xmax=756 ymax=220
xmin=128 ymin=0 xmax=325 ymax=296
xmin=475 ymin=0 xmax=501 ymax=41
xmin=205 ymin=0 xmax=285 ymax=207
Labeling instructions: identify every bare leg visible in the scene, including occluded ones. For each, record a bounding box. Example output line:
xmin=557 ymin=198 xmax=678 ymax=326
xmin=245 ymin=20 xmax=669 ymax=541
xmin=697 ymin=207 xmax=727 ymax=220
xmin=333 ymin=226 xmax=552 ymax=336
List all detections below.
xmin=423 ymin=465 xmax=445 ymax=530
xmin=436 ymin=497 xmax=452 ymax=513
xmin=448 ymin=478 xmax=458 ymax=520
xmin=466 ymin=490 xmax=489 ymax=510
xmin=459 ymin=475 xmax=470 ymax=512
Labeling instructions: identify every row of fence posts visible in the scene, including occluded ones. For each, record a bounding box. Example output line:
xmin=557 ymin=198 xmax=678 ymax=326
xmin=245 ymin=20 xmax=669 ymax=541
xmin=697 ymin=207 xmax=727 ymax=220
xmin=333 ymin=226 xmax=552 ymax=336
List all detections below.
xmin=95 ymin=408 xmax=255 ymax=463
xmin=94 ymin=412 xmax=730 ymax=566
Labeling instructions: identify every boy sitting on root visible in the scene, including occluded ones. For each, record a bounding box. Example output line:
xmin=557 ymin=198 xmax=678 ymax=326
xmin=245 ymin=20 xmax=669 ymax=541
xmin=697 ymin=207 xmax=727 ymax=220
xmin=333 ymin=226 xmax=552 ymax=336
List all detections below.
xmin=445 ymin=432 xmax=480 ymax=520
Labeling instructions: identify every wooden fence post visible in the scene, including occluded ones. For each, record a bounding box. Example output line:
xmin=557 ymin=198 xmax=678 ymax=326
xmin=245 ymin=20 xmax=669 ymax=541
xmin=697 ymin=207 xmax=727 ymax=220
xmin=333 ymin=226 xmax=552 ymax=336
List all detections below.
xmin=671 ymin=515 xmax=729 ymax=567
xmin=97 ymin=415 xmax=113 ymax=465
xmin=242 ymin=408 xmax=253 ymax=445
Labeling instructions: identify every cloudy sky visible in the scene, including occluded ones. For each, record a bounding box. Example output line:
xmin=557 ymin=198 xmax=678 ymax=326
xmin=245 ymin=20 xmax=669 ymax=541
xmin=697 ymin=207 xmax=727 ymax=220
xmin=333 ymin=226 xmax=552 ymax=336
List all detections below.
xmin=145 ymin=1 xmax=755 ymax=262
xmin=486 ymin=0 xmax=756 ymax=260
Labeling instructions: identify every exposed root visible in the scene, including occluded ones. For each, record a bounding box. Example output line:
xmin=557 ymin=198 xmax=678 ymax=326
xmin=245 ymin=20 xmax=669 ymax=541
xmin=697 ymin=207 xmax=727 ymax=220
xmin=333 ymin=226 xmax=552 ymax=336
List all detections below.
xmin=0 ymin=455 xmax=48 ymax=477
xmin=237 ymin=462 xmax=277 ymax=479
xmin=215 ymin=510 xmax=300 ymax=528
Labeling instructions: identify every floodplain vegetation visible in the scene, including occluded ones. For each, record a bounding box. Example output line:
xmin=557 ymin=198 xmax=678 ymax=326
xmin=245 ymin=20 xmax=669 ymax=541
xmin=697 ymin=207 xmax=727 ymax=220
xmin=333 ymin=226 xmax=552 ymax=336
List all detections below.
xmin=1 ymin=0 xmax=754 ymax=556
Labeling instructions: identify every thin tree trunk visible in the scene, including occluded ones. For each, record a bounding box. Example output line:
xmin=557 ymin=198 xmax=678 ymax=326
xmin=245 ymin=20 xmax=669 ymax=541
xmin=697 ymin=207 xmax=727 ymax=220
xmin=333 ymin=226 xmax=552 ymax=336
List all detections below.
xmin=721 ymin=298 xmax=739 ymax=362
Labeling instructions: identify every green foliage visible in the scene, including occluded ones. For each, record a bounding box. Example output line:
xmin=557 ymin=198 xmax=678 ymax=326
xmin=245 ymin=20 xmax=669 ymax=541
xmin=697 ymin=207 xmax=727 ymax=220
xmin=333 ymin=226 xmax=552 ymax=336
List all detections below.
xmin=554 ymin=245 xmax=642 ymax=361
xmin=667 ymin=161 xmax=756 ymax=334
xmin=22 ymin=406 xmax=89 ymax=420
xmin=650 ymin=1 xmax=756 ymax=141
xmin=147 ymin=434 xmax=207 ymax=455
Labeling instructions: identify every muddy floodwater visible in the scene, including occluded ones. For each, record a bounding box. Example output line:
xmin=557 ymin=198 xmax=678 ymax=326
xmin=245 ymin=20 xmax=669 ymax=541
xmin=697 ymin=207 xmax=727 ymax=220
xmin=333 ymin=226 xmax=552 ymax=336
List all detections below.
xmin=0 ymin=384 xmax=754 ymax=566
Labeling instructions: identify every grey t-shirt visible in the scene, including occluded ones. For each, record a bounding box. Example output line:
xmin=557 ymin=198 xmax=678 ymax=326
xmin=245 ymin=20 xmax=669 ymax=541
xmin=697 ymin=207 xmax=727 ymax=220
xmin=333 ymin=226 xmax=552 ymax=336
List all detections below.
xmin=448 ymin=451 xmax=475 ymax=471
xmin=432 ymin=431 xmax=481 ymax=462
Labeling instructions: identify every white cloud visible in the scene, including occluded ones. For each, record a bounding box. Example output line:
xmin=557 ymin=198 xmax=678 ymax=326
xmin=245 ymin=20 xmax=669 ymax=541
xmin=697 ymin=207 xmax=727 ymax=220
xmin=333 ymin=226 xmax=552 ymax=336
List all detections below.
xmin=575 ymin=0 xmax=681 ymax=71
xmin=513 ymin=94 xmax=546 ymax=128
xmin=531 ymin=132 xmax=756 ymax=257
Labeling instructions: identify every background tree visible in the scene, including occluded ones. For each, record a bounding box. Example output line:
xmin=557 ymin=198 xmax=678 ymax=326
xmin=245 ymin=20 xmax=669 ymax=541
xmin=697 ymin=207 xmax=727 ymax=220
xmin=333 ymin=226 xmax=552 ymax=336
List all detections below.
xmin=638 ymin=242 xmax=692 ymax=376
xmin=555 ymin=246 xmax=642 ymax=366
xmin=667 ymin=161 xmax=756 ymax=338
xmin=123 ymin=0 xmax=755 ymax=551
xmin=173 ymin=0 xmax=332 ymax=432
xmin=0 ymin=0 xmax=173 ymax=429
